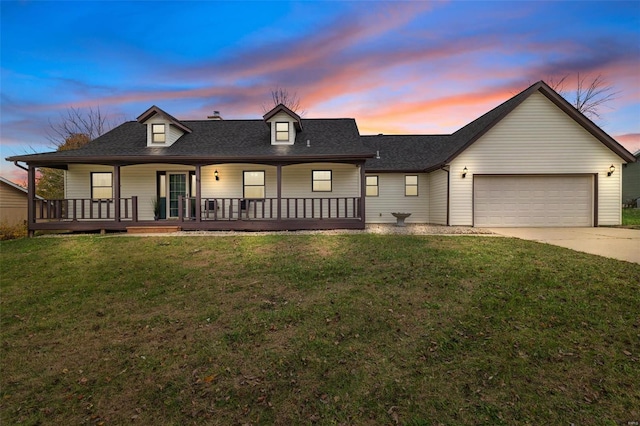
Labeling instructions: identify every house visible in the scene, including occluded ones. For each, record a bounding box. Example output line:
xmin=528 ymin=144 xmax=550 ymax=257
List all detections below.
xmin=6 ymin=81 xmax=636 ymax=235
xmin=622 ymin=150 xmax=640 ymax=207
xmin=0 ymin=176 xmax=44 ymax=226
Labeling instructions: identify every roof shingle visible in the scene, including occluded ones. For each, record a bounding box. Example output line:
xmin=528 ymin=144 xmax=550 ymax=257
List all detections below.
xmin=9 ymin=118 xmax=373 ymax=164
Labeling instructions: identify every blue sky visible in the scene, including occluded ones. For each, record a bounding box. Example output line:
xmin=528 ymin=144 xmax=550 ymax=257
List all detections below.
xmin=1 ymin=0 xmax=639 ymax=183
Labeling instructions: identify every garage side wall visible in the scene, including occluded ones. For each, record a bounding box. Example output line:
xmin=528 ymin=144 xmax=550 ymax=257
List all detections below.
xmin=365 ymin=173 xmax=429 ymax=223
xmin=448 ymin=91 xmax=623 ymax=226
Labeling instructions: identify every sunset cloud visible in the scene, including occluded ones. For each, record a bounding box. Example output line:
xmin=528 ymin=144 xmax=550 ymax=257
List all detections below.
xmin=1 ymin=1 xmax=638 ymax=182
xmin=615 ymin=134 xmax=640 ymax=154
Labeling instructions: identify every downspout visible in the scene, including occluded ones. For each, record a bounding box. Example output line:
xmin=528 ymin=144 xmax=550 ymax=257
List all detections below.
xmin=114 ymin=165 xmax=121 ymax=223
xmin=27 ymin=165 xmax=36 ymax=237
xmin=359 ymin=161 xmax=366 ymax=225
xmin=13 ymin=161 xmax=29 ymax=172
xmin=443 ymin=167 xmax=450 ymax=226
xmin=16 ymin=161 xmax=36 ymax=236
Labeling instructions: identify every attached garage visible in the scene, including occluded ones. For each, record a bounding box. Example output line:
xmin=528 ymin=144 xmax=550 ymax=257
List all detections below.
xmin=474 ymin=175 xmax=594 ymax=227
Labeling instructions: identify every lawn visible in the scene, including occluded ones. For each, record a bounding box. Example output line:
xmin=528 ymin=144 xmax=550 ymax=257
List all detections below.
xmin=1 ymin=234 xmax=639 ymax=425
xmin=623 ymin=208 xmax=640 ymax=227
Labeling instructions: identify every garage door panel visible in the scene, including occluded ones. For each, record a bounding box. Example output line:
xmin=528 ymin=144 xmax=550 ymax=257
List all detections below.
xmin=474 ymin=175 xmax=593 ymax=227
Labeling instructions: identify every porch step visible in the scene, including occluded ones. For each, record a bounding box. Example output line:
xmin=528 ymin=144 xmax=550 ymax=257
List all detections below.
xmin=126 ymin=226 xmax=181 ymax=234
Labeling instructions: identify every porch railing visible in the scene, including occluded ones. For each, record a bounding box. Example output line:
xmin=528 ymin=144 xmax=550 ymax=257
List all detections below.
xmin=179 ymin=197 xmax=361 ymax=221
xmin=34 ymin=197 xmax=138 ymax=222
xmin=28 ymin=195 xmax=362 ymax=231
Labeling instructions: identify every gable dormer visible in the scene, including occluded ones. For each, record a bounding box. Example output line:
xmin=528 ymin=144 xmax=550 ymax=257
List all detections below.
xmin=263 ymin=104 xmax=303 ymax=145
xmin=137 ymin=105 xmax=192 ymax=148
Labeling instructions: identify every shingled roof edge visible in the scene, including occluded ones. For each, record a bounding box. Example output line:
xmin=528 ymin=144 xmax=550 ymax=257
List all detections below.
xmin=136 ymin=105 xmax=192 ymax=134
xmin=443 ymin=81 xmax=636 ymax=164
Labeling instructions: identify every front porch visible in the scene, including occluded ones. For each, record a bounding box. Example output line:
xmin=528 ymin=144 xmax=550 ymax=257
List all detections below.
xmin=22 ymin=155 xmax=370 ymax=235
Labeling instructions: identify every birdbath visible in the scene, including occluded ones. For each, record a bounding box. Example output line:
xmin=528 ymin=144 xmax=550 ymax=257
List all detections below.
xmin=391 ymin=212 xmax=411 ymax=227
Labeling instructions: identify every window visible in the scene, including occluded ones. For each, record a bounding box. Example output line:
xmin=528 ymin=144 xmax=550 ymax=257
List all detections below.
xmin=152 ymin=123 xmax=166 ymax=143
xmin=405 ymin=175 xmax=418 ymax=196
xmin=158 ymin=173 xmax=166 ymax=198
xmin=275 ymin=122 xmax=289 ymax=142
xmin=244 ymin=171 xmax=265 ymax=199
xmin=91 ymin=172 xmax=113 ymax=199
xmin=312 ymin=170 xmax=332 ymax=192
xmin=366 ymin=175 xmax=379 ymax=196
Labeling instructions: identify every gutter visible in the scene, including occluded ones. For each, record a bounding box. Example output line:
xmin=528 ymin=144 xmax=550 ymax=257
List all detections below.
xmin=7 ymin=153 xmax=375 ymax=165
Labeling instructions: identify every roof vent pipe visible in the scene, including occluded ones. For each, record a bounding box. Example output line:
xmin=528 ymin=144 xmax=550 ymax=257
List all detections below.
xmin=207 ymin=110 xmax=223 ymax=120
xmin=376 ymin=150 xmax=380 ymax=159
xmin=306 ymin=139 xmax=310 ymax=147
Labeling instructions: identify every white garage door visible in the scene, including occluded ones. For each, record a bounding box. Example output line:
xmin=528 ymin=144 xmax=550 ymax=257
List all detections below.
xmin=474 ymin=175 xmax=593 ymax=227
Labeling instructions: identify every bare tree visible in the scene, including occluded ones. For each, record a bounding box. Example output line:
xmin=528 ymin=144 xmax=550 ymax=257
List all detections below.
xmin=547 ymin=73 xmax=618 ymax=120
xmin=263 ymin=87 xmax=306 ymax=116
xmin=46 ymin=106 xmax=112 ymax=149
xmin=38 ymin=107 xmax=114 ymax=198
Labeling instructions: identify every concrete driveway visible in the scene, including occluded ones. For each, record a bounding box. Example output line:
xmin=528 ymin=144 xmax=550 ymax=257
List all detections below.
xmin=489 ymin=227 xmax=640 ymax=264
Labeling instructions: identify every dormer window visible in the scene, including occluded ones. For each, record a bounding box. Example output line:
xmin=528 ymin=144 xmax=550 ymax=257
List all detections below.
xmin=137 ymin=105 xmax=191 ymax=147
xmin=263 ymin=104 xmax=301 ymax=146
xmin=275 ymin=122 xmax=289 ymax=142
xmin=152 ymin=124 xmax=166 ymax=143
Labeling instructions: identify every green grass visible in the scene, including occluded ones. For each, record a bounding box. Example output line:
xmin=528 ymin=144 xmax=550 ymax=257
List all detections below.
xmin=623 ymin=208 xmax=640 ymax=227
xmin=1 ymin=234 xmax=639 ymax=425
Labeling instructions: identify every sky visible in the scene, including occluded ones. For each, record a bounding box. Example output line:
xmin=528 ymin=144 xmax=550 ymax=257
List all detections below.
xmin=1 ymin=0 xmax=639 ymax=184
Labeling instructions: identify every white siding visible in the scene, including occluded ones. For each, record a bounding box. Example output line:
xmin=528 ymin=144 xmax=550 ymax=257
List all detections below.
xmin=428 ymin=169 xmax=448 ymax=225
xmin=449 ymin=92 xmax=623 ymax=226
xmin=365 ymin=173 xmax=429 ymax=223
xmin=65 ymin=165 xmax=112 ymax=200
xmin=281 ymin=163 xmax=360 ymax=217
xmin=200 ymin=164 xmax=277 ymax=200
xmin=201 ymin=163 xmax=358 ymax=195
xmin=281 ymin=163 xmax=359 ymax=197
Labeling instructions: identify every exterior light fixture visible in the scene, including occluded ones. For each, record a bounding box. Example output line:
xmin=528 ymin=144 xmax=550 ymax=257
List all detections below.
xmin=607 ymin=164 xmax=615 ymax=177
xmin=462 ymin=166 xmax=468 ymax=178
xmin=214 ymin=170 xmax=219 ymax=181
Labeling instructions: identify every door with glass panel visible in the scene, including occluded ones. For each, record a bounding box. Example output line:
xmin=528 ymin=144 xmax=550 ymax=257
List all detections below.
xmin=168 ymin=173 xmax=189 ymax=218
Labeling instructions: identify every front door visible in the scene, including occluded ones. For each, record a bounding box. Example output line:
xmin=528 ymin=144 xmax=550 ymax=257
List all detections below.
xmin=168 ymin=173 xmax=189 ymax=218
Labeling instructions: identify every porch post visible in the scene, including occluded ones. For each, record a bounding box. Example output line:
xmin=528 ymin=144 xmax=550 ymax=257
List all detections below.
xmin=195 ymin=164 xmax=202 ymax=223
xmin=276 ymin=164 xmax=282 ymax=221
xmin=27 ymin=164 xmax=36 ymax=237
xmin=359 ymin=162 xmax=366 ymax=223
xmin=132 ymin=196 xmax=138 ymax=223
xmin=113 ymin=165 xmax=121 ymax=222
